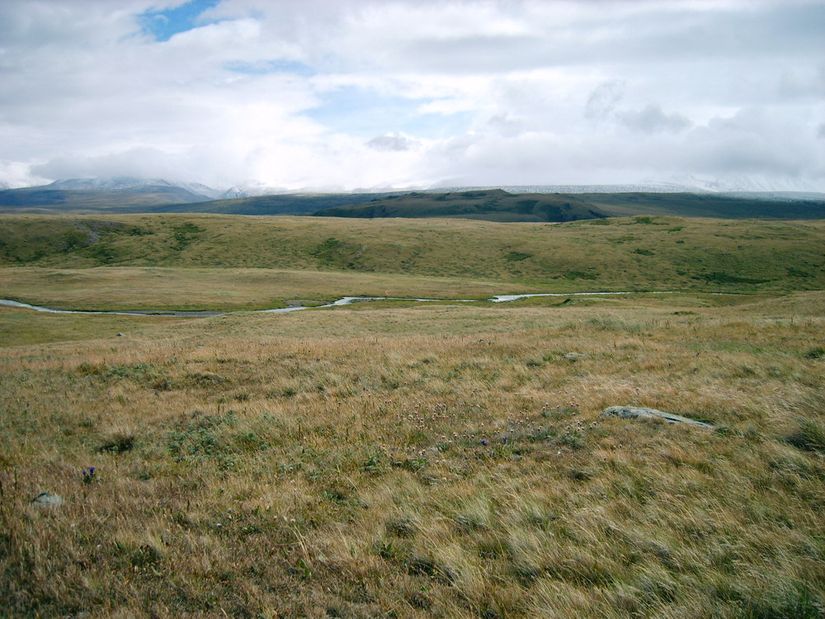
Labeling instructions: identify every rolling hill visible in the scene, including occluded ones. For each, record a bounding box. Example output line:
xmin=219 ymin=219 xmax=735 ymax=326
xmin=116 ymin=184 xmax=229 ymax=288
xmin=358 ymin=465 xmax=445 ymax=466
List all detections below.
xmin=136 ymin=192 xmax=402 ymax=216
xmin=313 ymin=189 xmax=609 ymax=222
xmin=2 ymin=179 xmax=825 ymax=221
xmin=316 ymin=190 xmax=825 ymax=221
xmin=582 ymin=192 xmax=825 ymax=219
xmin=1 ymin=214 xmax=824 ymax=296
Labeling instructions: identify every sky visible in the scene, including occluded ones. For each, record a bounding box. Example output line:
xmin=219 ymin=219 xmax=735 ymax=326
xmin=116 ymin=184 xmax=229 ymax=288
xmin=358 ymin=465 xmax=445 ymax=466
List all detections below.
xmin=0 ymin=0 xmax=823 ymax=191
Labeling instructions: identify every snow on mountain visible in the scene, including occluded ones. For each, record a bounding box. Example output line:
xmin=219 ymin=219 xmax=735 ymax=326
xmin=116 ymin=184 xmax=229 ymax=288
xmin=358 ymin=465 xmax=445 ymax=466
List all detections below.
xmin=15 ymin=176 xmax=824 ymax=201
xmin=42 ymin=177 xmax=222 ymax=200
xmin=47 ymin=177 xmax=172 ymax=191
xmin=220 ymin=181 xmax=291 ymax=199
xmin=220 ymin=186 xmax=250 ymax=199
xmin=656 ymin=174 xmax=825 ymax=194
xmin=175 ymin=182 xmax=225 ymax=200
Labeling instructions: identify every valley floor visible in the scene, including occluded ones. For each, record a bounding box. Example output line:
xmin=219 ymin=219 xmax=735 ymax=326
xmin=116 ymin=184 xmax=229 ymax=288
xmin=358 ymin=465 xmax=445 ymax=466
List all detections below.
xmin=1 ymin=291 xmax=824 ymax=617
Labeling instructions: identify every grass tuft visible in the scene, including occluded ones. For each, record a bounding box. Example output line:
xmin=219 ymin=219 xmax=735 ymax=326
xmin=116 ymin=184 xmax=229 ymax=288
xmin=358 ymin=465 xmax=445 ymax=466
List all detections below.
xmin=786 ymin=418 xmax=825 ymax=453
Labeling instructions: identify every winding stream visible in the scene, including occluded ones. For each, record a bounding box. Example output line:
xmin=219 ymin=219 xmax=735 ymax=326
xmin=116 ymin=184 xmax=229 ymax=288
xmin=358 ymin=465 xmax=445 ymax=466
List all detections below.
xmin=0 ymin=291 xmax=645 ymax=317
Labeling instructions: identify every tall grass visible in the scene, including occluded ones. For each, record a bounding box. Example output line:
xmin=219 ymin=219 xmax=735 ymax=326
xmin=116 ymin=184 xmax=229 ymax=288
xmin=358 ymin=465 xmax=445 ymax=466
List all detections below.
xmin=1 ymin=291 xmax=823 ymax=616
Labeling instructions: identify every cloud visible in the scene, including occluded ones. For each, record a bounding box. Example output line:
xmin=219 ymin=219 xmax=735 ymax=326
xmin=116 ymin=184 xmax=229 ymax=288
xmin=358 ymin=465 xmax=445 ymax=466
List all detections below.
xmin=617 ymin=105 xmax=692 ymax=133
xmin=486 ymin=114 xmax=523 ymax=138
xmin=0 ymin=160 xmax=47 ymax=188
xmin=31 ymin=148 xmax=213 ymax=183
xmin=679 ymin=108 xmax=821 ymax=178
xmin=0 ymin=0 xmax=824 ymax=190
xmin=585 ymin=81 xmax=625 ymax=120
xmin=366 ymin=135 xmax=415 ymax=152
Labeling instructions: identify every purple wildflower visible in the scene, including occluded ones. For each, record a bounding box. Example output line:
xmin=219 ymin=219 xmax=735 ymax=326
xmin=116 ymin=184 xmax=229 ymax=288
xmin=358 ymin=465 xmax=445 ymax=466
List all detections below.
xmin=82 ymin=466 xmax=97 ymax=484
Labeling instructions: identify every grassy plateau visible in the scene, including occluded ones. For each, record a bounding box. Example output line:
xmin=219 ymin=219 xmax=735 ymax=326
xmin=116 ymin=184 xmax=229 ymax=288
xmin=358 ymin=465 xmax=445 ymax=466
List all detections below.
xmin=0 ymin=213 xmax=824 ymax=617
xmin=1 ymin=214 xmax=825 ymax=310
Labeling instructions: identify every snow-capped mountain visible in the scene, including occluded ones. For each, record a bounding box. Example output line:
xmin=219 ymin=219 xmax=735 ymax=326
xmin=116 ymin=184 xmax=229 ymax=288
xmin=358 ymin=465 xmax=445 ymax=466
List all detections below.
xmin=220 ymin=186 xmax=252 ymax=199
xmin=46 ymin=177 xmax=173 ymax=191
xmin=0 ymin=176 xmax=222 ymax=209
xmin=174 ymin=181 xmax=225 ymax=200
xmin=220 ymin=181 xmax=290 ymax=199
xmin=10 ymin=176 xmax=297 ymax=201
xmin=43 ymin=176 xmax=231 ymax=200
xmin=5 ymin=176 xmax=823 ymax=206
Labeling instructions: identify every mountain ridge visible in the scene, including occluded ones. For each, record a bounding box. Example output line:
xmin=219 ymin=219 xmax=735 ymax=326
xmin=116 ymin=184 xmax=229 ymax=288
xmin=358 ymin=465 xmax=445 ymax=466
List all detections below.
xmin=2 ymin=178 xmax=825 ymax=220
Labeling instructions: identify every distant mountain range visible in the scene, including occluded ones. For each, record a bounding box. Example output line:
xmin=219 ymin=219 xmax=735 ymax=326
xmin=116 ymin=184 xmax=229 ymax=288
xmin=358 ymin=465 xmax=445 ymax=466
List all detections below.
xmin=1 ymin=176 xmax=288 ymax=204
xmin=1 ymin=177 xmax=824 ymax=220
xmin=0 ymin=177 xmax=213 ymax=210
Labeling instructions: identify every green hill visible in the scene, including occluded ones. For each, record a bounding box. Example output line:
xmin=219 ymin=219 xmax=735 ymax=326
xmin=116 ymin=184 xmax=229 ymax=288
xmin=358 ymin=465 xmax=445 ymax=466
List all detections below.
xmin=585 ymin=192 xmax=825 ymax=219
xmin=138 ymin=192 xmax=400 ymax=215
xmin=314 ymin=189 xmax=608 ymax=222
xmin=1 ymin=214 xmax=824 ymax=296
xmin=316 ymin=190 xmax=825 ymax=221
xmin=4 ymin=185 xmax=825 ymax=221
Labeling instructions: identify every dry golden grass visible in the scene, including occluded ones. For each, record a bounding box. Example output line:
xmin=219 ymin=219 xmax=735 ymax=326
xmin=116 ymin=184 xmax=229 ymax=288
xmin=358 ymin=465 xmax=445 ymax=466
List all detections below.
xmin=1 ymin=292 xmax=824 ymax=617
xmin=0 ymin=267 xmax=519 ymax=312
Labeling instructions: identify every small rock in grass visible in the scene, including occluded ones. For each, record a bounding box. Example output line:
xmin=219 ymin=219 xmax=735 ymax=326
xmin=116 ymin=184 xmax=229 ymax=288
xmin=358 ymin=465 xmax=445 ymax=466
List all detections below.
xmin=32 ymin=492 xmax=63 ymax=507
xmin=116 ymin=332 xmax=125 ymax=337
xmin=563 ymin=352 xmax=585 ymax=362
xmin=602 ymin=406 xmax=713 ymax=429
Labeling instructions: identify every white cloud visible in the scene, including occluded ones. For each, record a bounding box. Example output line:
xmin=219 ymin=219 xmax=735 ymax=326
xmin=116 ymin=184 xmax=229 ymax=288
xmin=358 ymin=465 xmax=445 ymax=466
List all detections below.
xmin=0 ymin=0 xmax=824 ymax=190
xmin=617 ymin=105 xmax=692 ymax=134
xmin=366 ymin=134 xmax=416 ymax=152
xmin=584 ymin=81 xmax=625 ymax=120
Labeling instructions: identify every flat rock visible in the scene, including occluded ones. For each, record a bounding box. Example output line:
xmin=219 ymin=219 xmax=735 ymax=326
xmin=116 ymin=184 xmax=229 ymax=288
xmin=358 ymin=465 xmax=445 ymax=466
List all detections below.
xmin=601 ymin=406 xmax=714 ymax=429
xmin=32 ymin=492 xmax=64 ymax=507
xmin=563 ymin=352 xmax=585 ymax=362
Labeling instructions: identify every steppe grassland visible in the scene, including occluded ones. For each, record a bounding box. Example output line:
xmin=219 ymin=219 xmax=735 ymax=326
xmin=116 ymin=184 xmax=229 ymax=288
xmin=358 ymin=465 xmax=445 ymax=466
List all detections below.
xmin=0 ymin=267 xmax=515 ymax=312
xmin=1 ymin=215 xmax=825 ymax=302
xmin=1 ymin=290 xmax=824 ymax=617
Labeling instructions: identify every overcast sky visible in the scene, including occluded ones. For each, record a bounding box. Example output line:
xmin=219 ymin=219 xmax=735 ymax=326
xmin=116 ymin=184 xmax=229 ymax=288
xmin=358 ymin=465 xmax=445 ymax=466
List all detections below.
xmin=1 ymin=0 xmax=823 ymax=191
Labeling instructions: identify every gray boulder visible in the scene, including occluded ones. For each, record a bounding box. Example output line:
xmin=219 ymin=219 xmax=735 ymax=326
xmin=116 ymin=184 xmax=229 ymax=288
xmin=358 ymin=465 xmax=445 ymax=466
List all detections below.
xmin=32 ymin=492 xmax=64 ymax=507
xmin=602 ymin=406 xmax=713 ymax=429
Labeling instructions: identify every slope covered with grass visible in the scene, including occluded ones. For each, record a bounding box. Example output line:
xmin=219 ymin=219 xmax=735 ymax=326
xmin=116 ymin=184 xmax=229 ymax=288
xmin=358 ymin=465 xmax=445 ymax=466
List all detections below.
xmin=314 ymin=189 xmax=608 ymax=222
xmin=4 ymin=186 xmax=825 ymax=220
xmin=585 ymin=192 xmax=825 ymax=219
xmin=316 ymin=190 xmax=825 ymax=221
xmin=1 ymin=215 xmax=824 ymax=298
